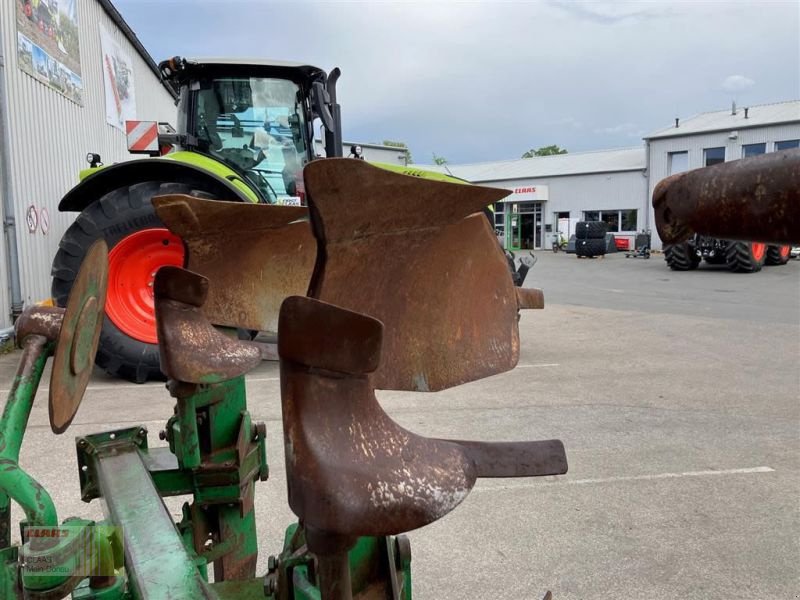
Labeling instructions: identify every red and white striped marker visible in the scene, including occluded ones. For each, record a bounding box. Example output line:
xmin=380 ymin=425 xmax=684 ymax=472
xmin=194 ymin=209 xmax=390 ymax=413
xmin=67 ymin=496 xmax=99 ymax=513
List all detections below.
xmin=126 ymin=121 xmax=159 ymax=153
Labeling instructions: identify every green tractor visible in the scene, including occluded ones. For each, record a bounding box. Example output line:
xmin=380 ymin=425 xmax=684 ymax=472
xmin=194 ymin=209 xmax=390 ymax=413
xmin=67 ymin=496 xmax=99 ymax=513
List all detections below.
xmin=52 ymin=59 xmax=339 ymax=382
xmin=53 ymin=57 xmax=529 ymax=383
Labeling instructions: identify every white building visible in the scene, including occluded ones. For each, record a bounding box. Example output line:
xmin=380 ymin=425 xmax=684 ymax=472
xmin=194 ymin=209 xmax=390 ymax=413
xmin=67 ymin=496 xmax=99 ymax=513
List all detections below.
xmin=644 ymin=100 xmax=800 ymax=248
xmin=425 ymin=147 xmax=648 ymax=251
xmin=424 ymin=99 xmax=800 ymax=252
xmin=0 ymin=0 xmax=177 ymax=331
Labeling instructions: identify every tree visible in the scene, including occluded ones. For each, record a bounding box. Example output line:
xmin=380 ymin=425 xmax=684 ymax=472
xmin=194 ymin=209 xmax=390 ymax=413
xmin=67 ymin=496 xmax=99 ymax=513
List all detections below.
xmin=432 ymin=153 xmax=448 ymax=165
xmin=521 ymin=145 xmax=568 ymax=158
xmin=382 ymin=140 xmax=413 ymax=164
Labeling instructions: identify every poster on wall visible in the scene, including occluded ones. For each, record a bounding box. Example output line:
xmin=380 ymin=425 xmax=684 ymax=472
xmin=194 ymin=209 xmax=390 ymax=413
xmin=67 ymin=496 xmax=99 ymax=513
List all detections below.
xmin=100 ymin=27 xmax=136 ymax=131
xmin=15 ymin=0 xmax=83 ymax=105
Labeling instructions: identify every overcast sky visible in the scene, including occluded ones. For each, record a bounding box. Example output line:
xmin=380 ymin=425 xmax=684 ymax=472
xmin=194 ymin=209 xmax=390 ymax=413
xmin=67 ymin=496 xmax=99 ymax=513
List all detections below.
xmin=115 ymin=0 xmax=799 ymax=165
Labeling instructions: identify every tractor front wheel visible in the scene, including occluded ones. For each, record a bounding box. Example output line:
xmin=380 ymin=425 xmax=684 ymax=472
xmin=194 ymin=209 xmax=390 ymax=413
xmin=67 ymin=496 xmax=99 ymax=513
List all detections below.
xmin=52 ymin=181 xmax=216 ymax=383
xmin=664 ymin=242 xmax=700 ymax=271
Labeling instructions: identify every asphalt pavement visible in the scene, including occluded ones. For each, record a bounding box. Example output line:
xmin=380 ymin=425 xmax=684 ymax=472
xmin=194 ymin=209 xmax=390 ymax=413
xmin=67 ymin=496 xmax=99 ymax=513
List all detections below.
xmin=1 ymin=251 xmax=798 ymax=599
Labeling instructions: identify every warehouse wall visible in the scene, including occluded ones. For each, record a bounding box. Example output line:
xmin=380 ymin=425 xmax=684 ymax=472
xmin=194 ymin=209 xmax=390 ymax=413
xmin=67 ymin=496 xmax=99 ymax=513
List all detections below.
xmin=647 ymin=123 xmax=800 ymax=248
xmin=0 ymin=0 xmax=176 ymax=327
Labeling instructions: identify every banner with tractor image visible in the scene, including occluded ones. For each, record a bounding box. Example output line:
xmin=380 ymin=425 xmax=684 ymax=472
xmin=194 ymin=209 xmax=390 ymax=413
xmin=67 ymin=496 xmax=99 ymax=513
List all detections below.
xmin=16 ymin=0 xmax=83 ymax=105
xmin=100 ymin=26 xmax=136 ymax=131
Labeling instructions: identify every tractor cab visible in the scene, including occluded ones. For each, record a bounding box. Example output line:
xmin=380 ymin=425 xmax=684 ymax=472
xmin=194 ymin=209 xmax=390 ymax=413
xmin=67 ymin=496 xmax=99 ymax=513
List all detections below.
xmin=158 ymin=57 xmax=343 ymax=204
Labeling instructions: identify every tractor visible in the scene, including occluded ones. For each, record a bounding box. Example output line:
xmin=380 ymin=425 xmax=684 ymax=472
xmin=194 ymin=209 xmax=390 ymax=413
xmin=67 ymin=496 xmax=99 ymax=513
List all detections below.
xmin=52 ymin=57 xmax=505 ymax=384
xmin=659 ymin=154 xmax=793 ymax=273
xmin=663 ymin=235 xmax=791 ymax=272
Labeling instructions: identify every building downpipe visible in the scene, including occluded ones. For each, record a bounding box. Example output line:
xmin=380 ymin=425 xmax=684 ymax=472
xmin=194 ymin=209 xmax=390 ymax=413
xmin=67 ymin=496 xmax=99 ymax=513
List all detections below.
xmin=0 ymin=29 xmax=24 ymax=322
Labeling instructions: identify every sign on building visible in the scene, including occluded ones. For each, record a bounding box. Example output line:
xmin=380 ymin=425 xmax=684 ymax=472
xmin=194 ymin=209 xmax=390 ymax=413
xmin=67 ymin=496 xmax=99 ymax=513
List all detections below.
xmin=100 ymin=27 xmax=137 ymax=131
xmin=15 ymin=0 xmax=83 ymax=105
xmin=508 ymin=184 xmax=549 ymax=202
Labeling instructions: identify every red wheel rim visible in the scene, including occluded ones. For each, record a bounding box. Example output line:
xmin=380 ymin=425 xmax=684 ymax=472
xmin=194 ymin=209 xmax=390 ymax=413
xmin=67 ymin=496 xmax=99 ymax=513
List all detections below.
xmin=779 ymin=245 xmax=790 ymax=258
xmin=751 ymin=242 xmax=766 ymax=262
xmin=106 ymin=228 xmax=184 ymax=344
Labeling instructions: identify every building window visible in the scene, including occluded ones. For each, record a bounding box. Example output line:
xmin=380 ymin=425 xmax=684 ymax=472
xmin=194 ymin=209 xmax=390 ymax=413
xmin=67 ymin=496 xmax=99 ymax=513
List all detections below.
xmin=582 ymin=209 xmax=638 ymax=232
xmin=775 ymin=139 xmax=799 ymax=151
xmin=742 ymin=143 xmax=766 ymax=158
xmin=621 ymin=209 xmax=637 ymax=231
xmin=493 ymin=202 xmax=504 ymax=233
xmin=601 ymin=212 xmax=619 ymax=232
xmin=668 ymin=151 xmax=688 ymax=174
xmin=704 ymin=147 xmax=725 ymax=166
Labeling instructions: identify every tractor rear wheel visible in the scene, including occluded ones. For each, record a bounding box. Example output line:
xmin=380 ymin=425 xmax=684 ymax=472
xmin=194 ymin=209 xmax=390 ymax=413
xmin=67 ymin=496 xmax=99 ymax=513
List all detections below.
xmin=724 ymin=241 xmax=766 ymax=273
xmin=764 ymin=245 xmax=791 ymax=266
xmin=52 ymin=181 xmax=217 ymax=383
xmin=664 ymin=242 xmax=700 ymax=271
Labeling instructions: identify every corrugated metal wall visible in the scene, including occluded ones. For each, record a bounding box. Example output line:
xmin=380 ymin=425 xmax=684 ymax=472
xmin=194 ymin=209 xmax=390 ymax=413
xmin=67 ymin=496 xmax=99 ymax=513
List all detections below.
xmin=0 ymin=0 xmax=176 ymax=327
xmin=479 ymin=169 xmax=649 ymax=246
xmin=647 ymin=123 xmax=800 ymax=248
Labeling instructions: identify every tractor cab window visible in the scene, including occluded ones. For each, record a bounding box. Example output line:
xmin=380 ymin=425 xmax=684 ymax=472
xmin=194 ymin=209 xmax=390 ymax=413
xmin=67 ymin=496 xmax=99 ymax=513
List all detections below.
xmin=192 ymin=77 xmax=309 ymax=204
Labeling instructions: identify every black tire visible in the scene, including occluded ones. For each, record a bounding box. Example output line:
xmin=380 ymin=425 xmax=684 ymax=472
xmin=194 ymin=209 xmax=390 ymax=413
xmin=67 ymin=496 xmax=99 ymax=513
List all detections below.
xmin=52 ymin=180 xmax=217 ymax=383
xmin=764 ymin=245 xmax=791 ymax=266
xmin=575 ymin=221 xmax=608 ymax=240
xmin=575 ymin=238 xmax=606 ymax=257
xmin=664 ymin=242 xmax=700 ymax=271
xmin=724 ymin=241 xmax=765 ymax=273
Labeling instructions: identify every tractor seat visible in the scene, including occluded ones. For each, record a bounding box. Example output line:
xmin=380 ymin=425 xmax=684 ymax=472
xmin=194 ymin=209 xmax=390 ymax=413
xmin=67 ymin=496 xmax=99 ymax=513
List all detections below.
xmin=154 ymin=267 xmax=261 ymax=384
xmin=278 ymin=295 xmax=568 ymax=538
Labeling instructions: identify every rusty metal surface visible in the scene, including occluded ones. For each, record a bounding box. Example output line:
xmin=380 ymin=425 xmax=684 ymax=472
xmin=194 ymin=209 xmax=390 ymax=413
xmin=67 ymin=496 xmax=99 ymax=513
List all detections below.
xmin=303 ymin=158 xmax=519 ymax=392
xmin=653 ymin=149 xmax=800 ymax=245
xmin=14 ymin=306 xmax=65 ymax=343
xmin=516 ymin=288 xmax=545 ymax=310
xmin=153 ymin=195 xmax=316 ymax=333
xmin=49 ymin=239 xmax=108 ymax=434
xmin=154 ymin=267 xmax=262 ymax=384
xmin=278 ymin=296 xmax=568 ymax=539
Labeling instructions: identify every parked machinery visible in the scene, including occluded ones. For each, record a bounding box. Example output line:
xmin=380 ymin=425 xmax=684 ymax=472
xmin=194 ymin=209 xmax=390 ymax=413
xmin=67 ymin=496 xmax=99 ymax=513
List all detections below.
xmin=657 ymin=151 xmax=796 ymax=273
xmin=663 ymin=236 xmax=790 ymax=272
xmin=51 ymin=57 xmax=476 ymax=384
xmin=1 ymin=160 xmax=559 ymax=600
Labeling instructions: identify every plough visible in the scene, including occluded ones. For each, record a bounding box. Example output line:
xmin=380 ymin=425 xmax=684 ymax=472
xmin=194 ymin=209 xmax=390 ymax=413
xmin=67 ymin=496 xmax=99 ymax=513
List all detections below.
xmin=1 ymin=149 xmax=797 ymax=599
xmin=1 ymin=160 xmax=558 ymax=600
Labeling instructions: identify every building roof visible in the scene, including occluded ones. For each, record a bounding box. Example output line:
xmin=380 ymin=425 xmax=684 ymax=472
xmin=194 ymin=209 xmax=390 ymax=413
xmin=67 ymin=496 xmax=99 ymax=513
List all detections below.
xmin=645 ymin=100 xmax=800 ymax=140
xmin=416 ymin=147 xmax=646 ymax=183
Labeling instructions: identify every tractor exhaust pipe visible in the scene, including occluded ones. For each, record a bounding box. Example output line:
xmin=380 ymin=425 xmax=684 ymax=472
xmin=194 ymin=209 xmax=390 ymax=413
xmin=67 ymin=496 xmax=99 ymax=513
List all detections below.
xmin=324 ymin=68 xmax=343 ymax=158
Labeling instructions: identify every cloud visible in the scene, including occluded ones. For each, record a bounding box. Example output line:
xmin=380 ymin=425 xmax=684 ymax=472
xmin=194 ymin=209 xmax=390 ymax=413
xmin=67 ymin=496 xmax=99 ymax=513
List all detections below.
xmin=547 ymin=0 xmax=668 ymax=24
xmin=594 ymin=122 xmax=638 ymax=134
xmin=555 ymin=117 xmax=583 ymax=129
xmin=722 ymin=75 xmax=755 ymax=92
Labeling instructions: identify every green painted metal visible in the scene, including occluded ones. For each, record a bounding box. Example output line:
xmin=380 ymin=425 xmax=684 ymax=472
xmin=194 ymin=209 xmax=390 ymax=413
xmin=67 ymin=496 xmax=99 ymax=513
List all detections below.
xmin=20 ymin=519 xmax=97 ymax=592
xmin=72 ymin=574 xmax=128 ymax=600
xmin=90 ymin=437 xmax=217 ymax=600
xmin=0 ymin=336 xmax=58 ymax=542
xmin=279 ymin=524 xmax=412 ymax=599
xmin=211 ymin=579 xmax=271 ymax=600
xmin=176 ymin=394 xmax=201 ymax=469
xmin=369 ymin=161 xmax=469 ymax=185
xmin=78 ymin=166 xmax=107 ymax=182
xmin=164 ymin=152 xmax=260 ymax=203
xmin=0 ymin=546 xmax=19 ymax=599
